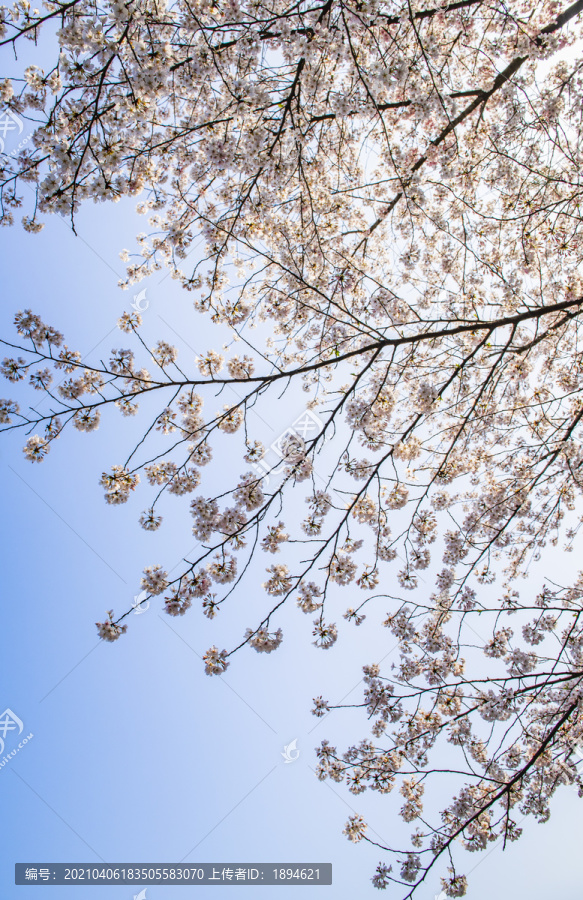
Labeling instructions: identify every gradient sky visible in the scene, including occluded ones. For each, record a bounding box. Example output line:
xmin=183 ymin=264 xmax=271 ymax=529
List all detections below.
xmin=2 ymin=129 xmax=583 ymax=900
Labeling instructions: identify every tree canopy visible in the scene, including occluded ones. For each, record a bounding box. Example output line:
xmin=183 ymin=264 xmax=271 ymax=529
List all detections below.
xmin=3 ymin=0 xmax=583 ymax=894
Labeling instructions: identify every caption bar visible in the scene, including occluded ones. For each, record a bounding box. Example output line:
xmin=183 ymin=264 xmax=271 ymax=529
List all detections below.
xmin=16 ymin=864 xmax=332 ymax=885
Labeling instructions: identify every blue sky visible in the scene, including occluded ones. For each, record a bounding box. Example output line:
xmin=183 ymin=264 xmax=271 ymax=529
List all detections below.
xmin=1 ymin=163 xmax=583 ymax=900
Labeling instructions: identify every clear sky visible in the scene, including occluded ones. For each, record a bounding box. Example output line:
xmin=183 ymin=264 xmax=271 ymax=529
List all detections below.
xmin=2 ymin=164 xmax=583 ymax=900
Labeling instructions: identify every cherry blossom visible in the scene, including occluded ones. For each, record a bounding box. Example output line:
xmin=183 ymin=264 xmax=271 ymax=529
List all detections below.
xmin=2 ymin=0 xmax=583 ymax=892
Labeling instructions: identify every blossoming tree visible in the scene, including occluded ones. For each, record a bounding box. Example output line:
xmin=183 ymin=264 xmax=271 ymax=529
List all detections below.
xmin=2 ymin=0 xmax=583 ymax=893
